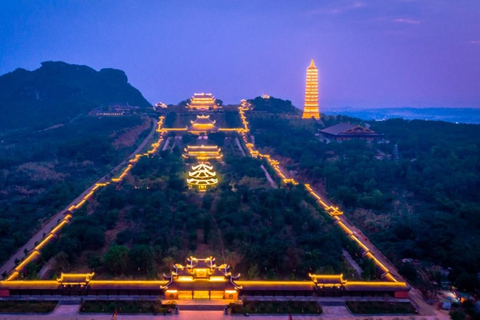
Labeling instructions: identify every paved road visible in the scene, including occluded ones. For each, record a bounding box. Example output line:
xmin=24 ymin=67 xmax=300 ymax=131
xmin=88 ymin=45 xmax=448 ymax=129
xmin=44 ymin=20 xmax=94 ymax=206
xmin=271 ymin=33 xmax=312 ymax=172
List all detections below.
xmin=0 ymin=118 xmax=157 ymax=277
xmin=162 ymin=137 xmax=171 ymax=151
xmin=0 ymin=309 xmax=450 ymax=320
xmin=235 ymin=137 xmax=246 ymax=156
xmin=261 ymin=165 xmax=278 ymax=189
xmin=342 ymin=249 xmax=361 ymax=277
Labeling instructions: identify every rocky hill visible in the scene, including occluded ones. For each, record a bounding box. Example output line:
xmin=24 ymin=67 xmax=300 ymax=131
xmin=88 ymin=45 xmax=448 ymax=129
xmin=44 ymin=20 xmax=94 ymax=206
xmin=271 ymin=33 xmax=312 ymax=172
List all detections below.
xmin=0 ymin=61 xmax=151 ymax=130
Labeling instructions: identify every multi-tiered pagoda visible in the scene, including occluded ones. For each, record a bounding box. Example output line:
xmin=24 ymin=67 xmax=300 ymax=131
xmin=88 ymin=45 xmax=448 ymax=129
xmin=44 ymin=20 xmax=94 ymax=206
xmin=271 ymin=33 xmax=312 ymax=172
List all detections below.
xmin=187 ymin=163 xmax=218 ymax=192
xmin=302 ymin=59 xmax=320 ymax=119
xmin=187 ymin=93 xmax=220 ymax=111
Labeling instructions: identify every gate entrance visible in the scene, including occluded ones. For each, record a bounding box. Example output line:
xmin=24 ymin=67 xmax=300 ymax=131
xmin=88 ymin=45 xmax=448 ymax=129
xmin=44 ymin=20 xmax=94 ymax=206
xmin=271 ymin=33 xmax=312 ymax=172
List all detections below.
xmin=193 ymin=290 xmax=209 ymax=299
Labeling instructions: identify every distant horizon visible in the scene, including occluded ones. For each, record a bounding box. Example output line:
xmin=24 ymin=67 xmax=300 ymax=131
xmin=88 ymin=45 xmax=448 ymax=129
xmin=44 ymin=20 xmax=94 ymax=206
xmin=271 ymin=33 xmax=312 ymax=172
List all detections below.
xmin=3 ymin=60 xmax=480 ymax=112
xmin=1 ymin=1 xmax=479 ymax=110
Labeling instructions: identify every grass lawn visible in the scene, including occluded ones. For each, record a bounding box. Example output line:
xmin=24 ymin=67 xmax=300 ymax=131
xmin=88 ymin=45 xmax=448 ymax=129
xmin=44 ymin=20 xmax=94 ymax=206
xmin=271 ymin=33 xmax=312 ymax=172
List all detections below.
xmin=0 ymin=301 xmax=58 ymax=313
xmin=80 ymin=300 xmax=176 ymax=314
xmin=229 ymin=301 xmax=322 ymax=314
xmin=346 ymin=301 xmax=417 ymax=314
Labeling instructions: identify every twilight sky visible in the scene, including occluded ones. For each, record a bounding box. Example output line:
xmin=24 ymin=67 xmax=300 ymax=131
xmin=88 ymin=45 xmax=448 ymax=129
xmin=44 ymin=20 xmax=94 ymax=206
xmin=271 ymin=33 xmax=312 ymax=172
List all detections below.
xmin=0 ymin=0 xmax=479 ymax=109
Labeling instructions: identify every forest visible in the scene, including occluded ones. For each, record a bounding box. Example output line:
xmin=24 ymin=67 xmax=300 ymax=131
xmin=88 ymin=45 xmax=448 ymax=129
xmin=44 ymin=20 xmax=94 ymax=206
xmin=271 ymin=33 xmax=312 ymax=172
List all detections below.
xmin=248 ymin=101 xmax=480 ymax=293
xmin=26 ymin=137 xmax=352 ymax=281
xmin=0 ymin=115 xmax=152 ymax=269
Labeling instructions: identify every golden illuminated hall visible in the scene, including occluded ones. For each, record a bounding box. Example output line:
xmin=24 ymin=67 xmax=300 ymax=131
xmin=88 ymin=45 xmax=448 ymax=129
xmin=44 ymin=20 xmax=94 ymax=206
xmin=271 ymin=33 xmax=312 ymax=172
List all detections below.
xmin=302 ymin=59 xmax=320 ymax=119
xmin=186 ymin=93 xmax=220 ymax=111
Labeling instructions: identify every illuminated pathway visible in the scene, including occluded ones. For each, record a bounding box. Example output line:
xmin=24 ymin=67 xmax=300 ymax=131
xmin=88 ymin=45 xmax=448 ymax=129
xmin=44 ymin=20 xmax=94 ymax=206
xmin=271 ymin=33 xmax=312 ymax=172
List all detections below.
xmin=0 ymin=117 xmax=166 ymax=280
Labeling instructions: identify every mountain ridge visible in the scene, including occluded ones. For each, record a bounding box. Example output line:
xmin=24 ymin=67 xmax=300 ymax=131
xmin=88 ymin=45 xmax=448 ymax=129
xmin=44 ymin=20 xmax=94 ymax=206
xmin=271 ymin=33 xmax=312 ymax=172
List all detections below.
xmin=0 ymin=61 xmax=151 ymax=131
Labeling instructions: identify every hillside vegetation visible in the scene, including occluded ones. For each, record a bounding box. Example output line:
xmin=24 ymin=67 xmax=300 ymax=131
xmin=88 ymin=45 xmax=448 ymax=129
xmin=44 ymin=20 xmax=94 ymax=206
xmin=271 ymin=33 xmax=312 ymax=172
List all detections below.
xmin=249 ymin=98 xmax=480 ymax=293
xmin=0 ymin=61 xmax=151 ymax=131
xmin=0 ymin=62 xmax=154 ymax=268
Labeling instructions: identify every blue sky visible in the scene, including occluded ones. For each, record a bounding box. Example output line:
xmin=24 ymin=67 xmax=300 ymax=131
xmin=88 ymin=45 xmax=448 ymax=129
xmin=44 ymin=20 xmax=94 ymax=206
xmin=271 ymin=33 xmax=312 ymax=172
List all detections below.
xmin=0 ymin=0 xmax=479 ymax=109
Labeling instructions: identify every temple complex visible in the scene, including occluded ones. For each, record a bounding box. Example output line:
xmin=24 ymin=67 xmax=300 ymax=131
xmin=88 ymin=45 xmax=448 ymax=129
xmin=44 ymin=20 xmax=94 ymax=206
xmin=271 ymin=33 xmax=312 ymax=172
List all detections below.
xmin=302 ymin=59 xmax=320 ymax=119
xmin=187 ymin=115 xmax=218 ymax=135
xmin=187 ymin=163 xmax=218 ymax=192
xmin=183 ymin=145 xmax=223 ymax=161
xmin=319 ymin=123 xmax=381 ymax=141
xmin=187 ymin=93 xmax=220 ymax=111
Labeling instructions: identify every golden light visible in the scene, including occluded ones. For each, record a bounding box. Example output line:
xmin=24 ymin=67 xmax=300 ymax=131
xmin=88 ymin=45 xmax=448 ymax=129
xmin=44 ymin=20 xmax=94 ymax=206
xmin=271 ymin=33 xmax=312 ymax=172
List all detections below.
xmin=302 ymin=59 xmax=320 ymax=119
xmin=186 ymin=93 xmax=219 ymax=111
xmin=183 ymin=145 xmax=223 ymax=161
xmin=187 ymin=163 xmax=218 ymax=192
xmin=178 ymin=276 xmax=194 ymax=282
xmin=188 ymin=115 xmax=218 ymax=134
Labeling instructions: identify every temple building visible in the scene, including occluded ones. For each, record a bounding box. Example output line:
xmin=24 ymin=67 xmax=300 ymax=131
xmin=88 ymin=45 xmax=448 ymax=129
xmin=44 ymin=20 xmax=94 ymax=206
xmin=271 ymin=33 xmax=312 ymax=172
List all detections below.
xmin=187 ymin=163 xmax=218 ymax=192
xmin=187 ymin=93 xmax=220 ymax=111
xmin=302 ymin=59 xmax=320 ymax=119
xmin=187 ymin=115 xmax=218 ymax=135
xmin=162 ymin=257 xmax=240 ymax=300
xmin=240 ymin=99 xmax=252 ymax=110
xmin=319 ymin=123 xmax=381 ymax=141
xmin=183 ymin=145 xmax=223 ymax=161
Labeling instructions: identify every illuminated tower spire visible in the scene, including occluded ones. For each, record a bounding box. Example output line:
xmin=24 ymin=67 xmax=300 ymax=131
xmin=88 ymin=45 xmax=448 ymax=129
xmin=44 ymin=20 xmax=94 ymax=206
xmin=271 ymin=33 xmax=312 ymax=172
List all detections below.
xmin=302 ymin=59 xmax=320 ymax=119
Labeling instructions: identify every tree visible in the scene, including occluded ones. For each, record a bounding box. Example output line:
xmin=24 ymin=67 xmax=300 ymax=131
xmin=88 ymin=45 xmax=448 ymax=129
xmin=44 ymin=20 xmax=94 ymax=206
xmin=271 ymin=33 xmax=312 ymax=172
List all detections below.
xmin=129 ymin=245 xmax=154 ymax=275
xmin=247 ymin=264 xmax=259 ymax=280
xmin=162 ymin=256 xmax=175 ymax=272
xmin=398 ymin=262 xmax=417 ymax=281
xmin=104 ymin=245 xmax=130 ymax=275
xmin=52 ymin=252 xmax=70 ymax=273
xmin=450 ymin=310 xmax=466 ymax=320
xmin=225 ymin=251 xmax=242 ymax=271
xmin=454 ymin=273 xmax=480 ymax=292
xmin=361 ymin=258 xmax=376 ymax=280
xmin=86 ymin=252 xmax=102 ymax=270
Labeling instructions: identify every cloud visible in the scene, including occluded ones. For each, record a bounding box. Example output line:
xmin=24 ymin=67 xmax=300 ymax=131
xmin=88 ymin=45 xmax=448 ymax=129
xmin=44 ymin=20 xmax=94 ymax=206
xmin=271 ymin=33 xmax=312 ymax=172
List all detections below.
xmin=471 ymin=40 xmax=480 ymax=45
xmin=392 ymin=18 xmax=421 ymax=24
xmin=307 ymin=2 xmax=365 ymax=15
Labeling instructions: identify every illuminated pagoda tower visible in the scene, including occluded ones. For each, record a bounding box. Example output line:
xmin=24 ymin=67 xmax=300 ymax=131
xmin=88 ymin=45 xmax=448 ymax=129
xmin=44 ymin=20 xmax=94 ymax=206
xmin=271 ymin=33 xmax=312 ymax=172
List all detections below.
xmin=302 ymin=59 xmax=320 ymax=119
xmin=187 ymin=93 xmax=219 ymax=111
xmin=187 ymin=163 xmax=218 ymax=192
xmin=188 ymin=115 xmax=218 ymax=135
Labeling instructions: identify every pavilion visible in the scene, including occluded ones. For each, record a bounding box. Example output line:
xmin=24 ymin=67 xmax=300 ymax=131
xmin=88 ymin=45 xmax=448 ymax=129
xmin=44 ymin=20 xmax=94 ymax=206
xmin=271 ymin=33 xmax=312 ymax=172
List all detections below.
xmin=319 ymin=123 xmax=381 ymax=141
xmin=187 ymin=115 xmax=218 ymax=135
